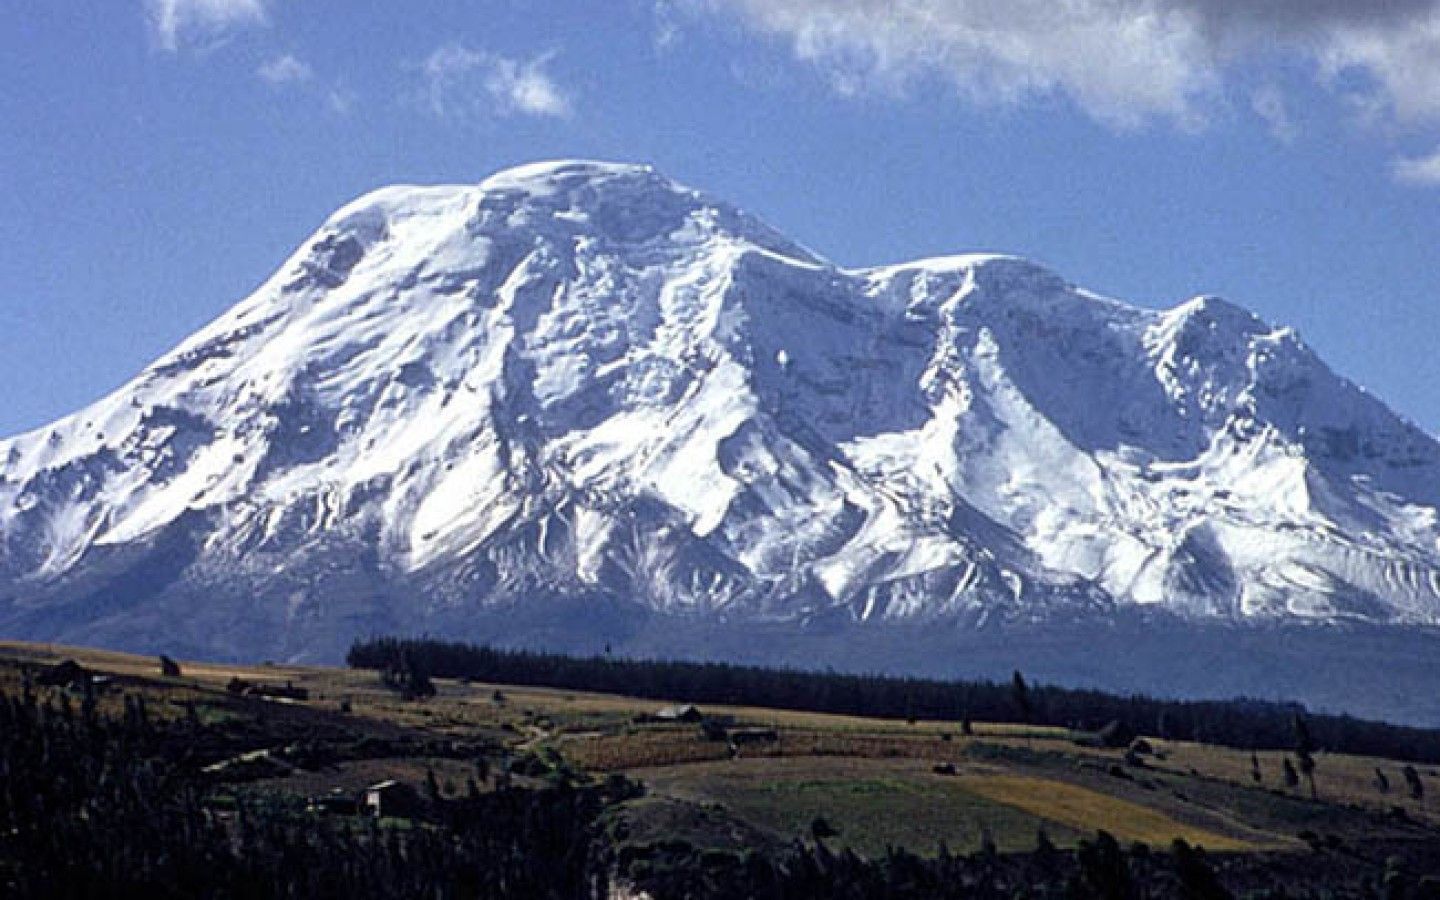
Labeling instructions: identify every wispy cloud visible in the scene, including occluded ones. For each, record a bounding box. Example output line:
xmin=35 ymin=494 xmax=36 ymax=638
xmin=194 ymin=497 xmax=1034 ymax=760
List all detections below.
xmin=418 ymin=45 xmax=572 ymax=121
xmin=674 ymin=0 xmax=1440 ymax=144
xmin=146 ymin=0 xmax=268 ymax=52
xmin=1393 ymin=147 xmax=1440 ymax=186
xmin=483 ymin=54 xmax=571 ymax=118
xmin=1251 ymin=84 xmax=1296 ymax=143
xmin=324 ymin=86 xmax=357 ymax=116
xmin=257 ymin=53 xmax=312 ymax=86
xmin=256 ymin=54 xmax=354 ymax=114
xmin=652 ymin=0 xmax=685 ymax=51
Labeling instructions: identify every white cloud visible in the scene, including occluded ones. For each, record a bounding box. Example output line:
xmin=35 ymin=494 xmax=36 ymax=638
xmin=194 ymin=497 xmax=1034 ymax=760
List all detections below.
xmin=419 ymin=45 xmax=572 ymax=120
xmin=677 ymin=0 xmax=1220 ymax=127
xmin=146 ymin=0 xmax=268 ymax=52
xmin=675 ymin=0 xmax=1440 ymax=136
xmin=1393 ymin=147 xmax=1440 ymax=185
xmin=257 ymin=54 xmax=312 ymax=86
xmin=1319 ymin=16 xmax=1440 ymax=126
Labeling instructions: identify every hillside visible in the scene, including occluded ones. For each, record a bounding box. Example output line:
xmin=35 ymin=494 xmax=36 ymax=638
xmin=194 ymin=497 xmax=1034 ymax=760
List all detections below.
xmin=3 ymin=640 xmax=1440 ymax=897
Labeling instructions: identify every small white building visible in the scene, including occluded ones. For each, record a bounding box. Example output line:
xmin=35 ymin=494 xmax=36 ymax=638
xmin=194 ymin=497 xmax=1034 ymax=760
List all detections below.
xmin=654 ymin=704 xmax=703 ymax=722
xmin=363 ymin=780 xmax=420 ymax=818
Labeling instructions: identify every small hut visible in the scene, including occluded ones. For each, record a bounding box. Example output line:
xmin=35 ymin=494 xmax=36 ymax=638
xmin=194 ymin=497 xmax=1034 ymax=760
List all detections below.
xmin=654 ymin=704 xmax=703 ymax=723
xmin=364 ymin=780 xmax=421 ymax=819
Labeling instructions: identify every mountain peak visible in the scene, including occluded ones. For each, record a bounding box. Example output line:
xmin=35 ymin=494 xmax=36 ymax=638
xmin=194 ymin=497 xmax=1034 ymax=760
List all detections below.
xmin=1168 ymin=293 xmax=1272 ymax=335
xmin=311 ymin=159 xmax=824 ymax=273
xmin=480 ymin=158 xmax=667 ymax=193
xmin=4 ymin=161 xmax=1440 ymax=716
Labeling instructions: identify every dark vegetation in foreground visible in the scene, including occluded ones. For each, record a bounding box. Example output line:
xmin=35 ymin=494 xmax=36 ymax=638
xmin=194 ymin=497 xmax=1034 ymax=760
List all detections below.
xmin=0 ymin=675 xmax=621 ymax=898
xmin=5 ymin=647 xmax=1440 ymax=899
xmin=4 ymin=678 xmax=1437 ymax=900
xmin=349 ymin=637 xmax=1440 ymax=764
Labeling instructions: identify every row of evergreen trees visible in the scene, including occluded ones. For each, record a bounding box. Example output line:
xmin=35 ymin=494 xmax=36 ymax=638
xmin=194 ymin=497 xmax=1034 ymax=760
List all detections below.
xmin=347 ymin=637 xmax=1440 ymax=763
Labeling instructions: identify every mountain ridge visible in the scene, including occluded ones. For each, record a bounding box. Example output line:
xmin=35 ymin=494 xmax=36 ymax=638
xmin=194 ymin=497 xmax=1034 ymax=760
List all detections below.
xmin=4 ymin=160 xmax=1439 ymax=721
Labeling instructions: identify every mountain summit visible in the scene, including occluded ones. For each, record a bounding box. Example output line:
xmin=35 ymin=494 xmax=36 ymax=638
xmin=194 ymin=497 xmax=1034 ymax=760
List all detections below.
xmin=4 ymin=161 xmax=1440 ymax=720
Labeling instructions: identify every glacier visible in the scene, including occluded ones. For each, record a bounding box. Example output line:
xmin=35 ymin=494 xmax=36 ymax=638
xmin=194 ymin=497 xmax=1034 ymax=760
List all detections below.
xmin=3 ymin=160 xmax=1439 ymax=721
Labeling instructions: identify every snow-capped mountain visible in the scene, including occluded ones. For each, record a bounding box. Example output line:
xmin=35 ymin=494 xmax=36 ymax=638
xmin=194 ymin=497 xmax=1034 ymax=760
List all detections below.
xmin=4 ymin=161 xmax=1440 ymax=720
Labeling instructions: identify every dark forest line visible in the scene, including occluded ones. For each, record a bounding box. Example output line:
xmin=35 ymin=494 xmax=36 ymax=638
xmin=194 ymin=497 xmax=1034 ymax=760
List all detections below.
xmin=348 ymin=636 xmax=1440 ymax=764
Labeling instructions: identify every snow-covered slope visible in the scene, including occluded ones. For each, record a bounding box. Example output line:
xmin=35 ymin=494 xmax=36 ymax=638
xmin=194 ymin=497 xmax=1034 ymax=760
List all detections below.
xmin=4 ymin=161 xmax=1440 ymax=716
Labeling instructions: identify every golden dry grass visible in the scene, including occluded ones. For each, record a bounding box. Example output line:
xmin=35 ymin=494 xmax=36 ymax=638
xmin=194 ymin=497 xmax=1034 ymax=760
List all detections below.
xmin=1135 ymin=739 xmax=1439 ymax=826
xmin=956 ymin=774 xmax=1278 ymax=852
xmin=0 ymin=640 xmax=312 ymax=683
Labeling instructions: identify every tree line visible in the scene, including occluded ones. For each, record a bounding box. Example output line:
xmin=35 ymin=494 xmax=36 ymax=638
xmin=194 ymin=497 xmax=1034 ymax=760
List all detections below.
xmin=348 ymin=636 xmax=1440 ymax=763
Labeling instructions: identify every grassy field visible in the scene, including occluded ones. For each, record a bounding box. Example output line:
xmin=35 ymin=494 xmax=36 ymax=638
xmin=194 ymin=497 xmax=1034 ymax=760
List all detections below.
xmin=2 ymin=639 xmax=1435 ymax=861
xmin=955 ymin=774 xmax=1262 ymax=851
xmin=634 ymin=756 xmax=1092 ymax=856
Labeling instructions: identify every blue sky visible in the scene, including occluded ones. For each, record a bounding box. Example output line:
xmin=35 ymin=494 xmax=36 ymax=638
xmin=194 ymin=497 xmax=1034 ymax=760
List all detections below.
xmin=4 ymin=0 xmax=1440 ymax=436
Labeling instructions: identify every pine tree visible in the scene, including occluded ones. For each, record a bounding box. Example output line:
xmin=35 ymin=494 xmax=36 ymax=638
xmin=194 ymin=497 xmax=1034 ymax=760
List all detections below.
xmin=1293 ymin=712 xmax=1318 ymax=799
xmin=810 ymin=816 xmax=838 ymax=842
xmin=1404 ymin=764 xmax=1425 ymax=801
xmin=1282 ymin=757 xmax=1300 ymax=790
xmin=1172 ymin=838 xmax=1229 ymax=900
xmin=1011 ymin=670 xmax=1032 ymax=730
